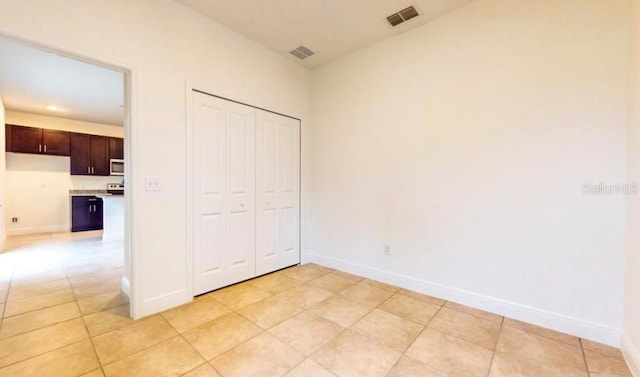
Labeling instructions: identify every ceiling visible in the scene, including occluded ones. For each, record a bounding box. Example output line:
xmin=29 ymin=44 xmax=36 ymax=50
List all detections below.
xmin=0 ymin=37 xmax=125 ymax=126
xmin=175 ymin=0 xmax=476 ymax=69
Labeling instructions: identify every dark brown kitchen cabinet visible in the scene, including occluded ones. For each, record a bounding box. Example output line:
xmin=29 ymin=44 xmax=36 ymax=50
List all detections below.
xmin=71 ymin=196 xmax=103 ymax=232
xmin=110 ymin=137 xmax=124 ymax=160
xmin=5 ymin=124 xmax=70 ymax=156
xmin=70 ymin=133 xmax=110 ymax=175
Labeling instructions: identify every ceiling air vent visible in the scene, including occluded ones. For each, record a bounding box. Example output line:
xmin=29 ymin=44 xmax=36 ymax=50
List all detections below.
xmin=289 ymin=45 xmax=315 ymax=60
xmin=386 ymin=6 xmax=419 ymax=27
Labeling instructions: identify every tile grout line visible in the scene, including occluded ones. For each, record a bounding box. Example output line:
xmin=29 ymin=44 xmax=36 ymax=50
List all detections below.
xmin=384 ymin=296 xmax=449 ymax=377
xmin=64 ymin=245 xmax=108 ymax=377
xmin=485 ymin=315 xmax=505 ymax=377
xmin=580 ymin=338 xmax=593 ymax=377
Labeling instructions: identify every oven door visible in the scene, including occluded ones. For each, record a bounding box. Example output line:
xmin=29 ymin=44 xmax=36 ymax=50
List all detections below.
xmin=110 ymin=159 xmax=124 ymax=176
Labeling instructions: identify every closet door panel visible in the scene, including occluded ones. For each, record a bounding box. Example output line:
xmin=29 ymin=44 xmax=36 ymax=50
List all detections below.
xmin=256 ymin=111 xmax=300 ymax=275
xmin=225 ymin=102 xmax=256 ymax=284
xmin=278 ymin=117 xmax=301 ymax=269
xmin=256 ymin=114 xmax=280 ymax=275
xmin=193 ymin=93 xmax=227 ymax=295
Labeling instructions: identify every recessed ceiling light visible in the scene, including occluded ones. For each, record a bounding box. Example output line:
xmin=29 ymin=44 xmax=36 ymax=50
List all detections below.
xmin=45 ymin=105 xmax=59 ymax=111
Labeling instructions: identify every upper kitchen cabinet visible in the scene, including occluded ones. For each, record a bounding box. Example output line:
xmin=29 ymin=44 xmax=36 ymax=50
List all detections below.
xmin=5 ymin=124 xmax=70 ymax=156
xmin=110 ymin=137 xmax=124 ymax=160
xmin=70 ymin=133 xmax=110 ymax=175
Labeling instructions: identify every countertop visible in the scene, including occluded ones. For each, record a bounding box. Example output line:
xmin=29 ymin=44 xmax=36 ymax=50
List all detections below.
xmin=69 ymin=189 xmax=108 ymax=196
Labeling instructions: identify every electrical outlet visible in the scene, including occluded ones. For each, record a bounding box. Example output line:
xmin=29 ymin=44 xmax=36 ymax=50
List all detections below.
xmin=12 ymin=217 xmax=18 ymax=223
xmin=144 ymin=178 xmax=161 ymax=192
xmin=384 ymin=245 xmax=391 ymax=256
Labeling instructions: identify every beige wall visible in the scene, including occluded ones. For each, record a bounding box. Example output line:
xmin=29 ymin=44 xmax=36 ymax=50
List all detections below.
xmin=4 ymin=111 xmax=124 ymax=235
xmin=623 ymin=0 xmax=640 ymax=374
xmin=308 ymin=0 xmax=629 ymax=345
xmin=0 ymin=0 xmax=310 ymax=317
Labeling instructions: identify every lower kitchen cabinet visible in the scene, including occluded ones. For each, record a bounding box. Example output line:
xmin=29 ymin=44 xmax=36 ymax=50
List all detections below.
xmin=71 ymin=196 xmax=104 ymax=232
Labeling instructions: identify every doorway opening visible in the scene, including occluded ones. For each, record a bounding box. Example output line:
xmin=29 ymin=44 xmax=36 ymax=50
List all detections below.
xmin=0 ymin=34 xmax=136 ymax=320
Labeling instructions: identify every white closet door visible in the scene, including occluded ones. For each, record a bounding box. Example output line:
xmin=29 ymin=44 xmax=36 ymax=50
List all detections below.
xmin=192 ymin=92 xmax=256 ymax=295
xmin=193 ymin=92 xmax=228 ymax=295
xmin=256 ymin=110 xmax=300 ymax=275
xmin=225 ymin=102 xmax=256 ymax=284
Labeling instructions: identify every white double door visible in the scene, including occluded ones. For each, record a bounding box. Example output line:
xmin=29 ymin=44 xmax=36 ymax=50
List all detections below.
xmin=192 ymin=91 xmax=300 ymax=295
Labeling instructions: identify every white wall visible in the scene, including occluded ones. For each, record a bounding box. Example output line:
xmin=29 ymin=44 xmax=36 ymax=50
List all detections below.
xmin=623 ymin=0 xmax=640 ymax=374
xmin=0 ymin=97 xmax=6 ymax=248
xmin=4 ymin=111 xmax=124 ymax=235
xmin=308 ymin=0 xmax=629 ymax=346
xmin=0 ymin=0 xmax=310 ymax=317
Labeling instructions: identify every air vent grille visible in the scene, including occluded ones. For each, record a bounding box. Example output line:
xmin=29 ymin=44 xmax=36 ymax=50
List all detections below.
xmin=386 ymin=13 xmax=404 ymax=27
xmin=386 ymin=5 xmax=419 ymax=27
xmin=289 ymin=45 xmax=315 ymax=60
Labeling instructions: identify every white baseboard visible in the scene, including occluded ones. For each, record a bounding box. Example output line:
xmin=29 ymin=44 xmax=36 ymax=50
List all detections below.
xmin=121 ymin=276 xmax=131 ymax=299
xmin=6 ymin=224 xmax=69 ymax=236
xmin=305 ymin=252 xmax=621 ymax=347
xmin=138 ymin=289 xmax=191 ymax=320
xmin=622 ymin=334 xmax=640 ymax=377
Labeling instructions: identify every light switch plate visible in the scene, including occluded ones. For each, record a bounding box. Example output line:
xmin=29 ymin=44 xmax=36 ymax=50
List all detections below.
xmin=144 ymin=178 xmax=161 ymax=192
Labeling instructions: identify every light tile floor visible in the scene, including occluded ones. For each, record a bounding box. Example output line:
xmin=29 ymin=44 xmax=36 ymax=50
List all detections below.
xmin=0 ymin=232 xmax=633 ymax=377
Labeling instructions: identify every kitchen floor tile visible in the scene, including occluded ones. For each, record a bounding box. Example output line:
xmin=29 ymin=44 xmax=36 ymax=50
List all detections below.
xmin=93 ymin=315 xmax=177 ymax=364
xmin=312 ymin=329 xmax=401 ymax=377
xmin=339 ymin=281 xmax=396 ymax=307
xmin=428 ymin=307 xmax=501 ymax=349
xmin=309 ymin=294 xmax=374 ymax=327
xmin=211 ymin=284 xmax=272 ymax=310
xmin=276 ymin=284 xmax=333 ymax=309
xmin=0 ymin=318 xmax=89 ymax=368
xmin=83 ymin=304 xmax=134 ymax=336
xmin=281 ymin=264 xmax=333 ymax=282
xmin=236 ymin=294 xmax=303 ymax=329
xmin=306 ymin=272 xmax=361 ymax=292
xmin=284 ymin=359 xmax=335 ymax=377
xmin=77 ymin=289 xmax=129 ymax=315
xmin=246 ymin=273 xmax=302 ymax=294
xmin=161 ymin=299 xmax=230 ymax=333
xmin=584 ymin=349 xmax=632 ymax=377
xmin=495 ymin=326 xmax=588 ymax=376
xmin=387 ymin=356 xmax=447 ymax=377
xmin=181 ymin=363 xmax=222 ymax=377
xmin=380 ymin=293 xmax=441 ymax=325
xmin=0 ymin=339 xmax=99 ymax=377
xmin=3 ymin=288 xmax=75 ymax=318
xmin=399 ymin=289 xmax=446 ymax=306
xmin=351 ymin=309 xmax=424 ymax=352
xmin=212 ymin=332 xmax=305 ymax=377
xmin=103 ymin=336 xmax=204 ymax=377
xmin=444 ymin=302 xmax=503 ymax=323
xmin=182 ymin=312 xmax=262 ymax=360
xmin=269 ymin=311 xmax=344 ymax=356
xmin=503 ymin=317 xmax=580 ymax=347
xmin=406 ymin=328 xmax=494 ymax=377
xmin=0 ymin=301 xmax=81 ymax=338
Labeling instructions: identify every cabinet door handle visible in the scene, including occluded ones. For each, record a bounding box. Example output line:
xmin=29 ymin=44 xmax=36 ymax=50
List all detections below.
xmin=91 ymin=167 xmax=95 ymax=174
xmin=89 ymin=206 xmax=92 ymax=213
xmin=88 ymin=166 xmax=91 ymax=174
xmin=39 ymin=144 xmax=42 ymax=152
xmin=93 ymin=204 xmax=97 ymax=212
xmin=44 ymin=145 xmax=47 ymax=153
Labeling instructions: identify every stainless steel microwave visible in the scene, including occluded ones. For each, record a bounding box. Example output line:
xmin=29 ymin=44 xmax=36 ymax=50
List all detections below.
xmin=110 ymin=159 xmax=124 ymax=176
